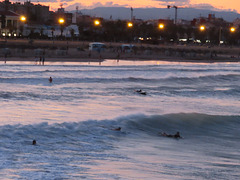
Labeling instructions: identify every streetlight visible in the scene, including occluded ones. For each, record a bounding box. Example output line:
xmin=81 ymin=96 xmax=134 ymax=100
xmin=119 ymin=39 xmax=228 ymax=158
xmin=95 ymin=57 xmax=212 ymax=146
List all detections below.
xmin=130 ymin=7 xmax=133 ymax=21
xmin=58 ymin=18 xmax=65 ymax=37
xmin=158 ymin=23 xmax=164 ymax=29
xmin=230 ymin=27 xmax=236 ymax=33
xmin=200 ymin=25 xmax=205 ymax=31
xmin=127 ymin=22 xmax=133 ymax=43
xmin=19 ymin=16 xmax=26 ymax=37
xmin=20 ymin=16 xmax=26 ymax=22
xmin=127 ymin=22 xmax=133 ymax=28
xmin=198 ymin=25 xmax=207 ymax=44
xmin=93 ymin=19 xmax=101 ymax=41
xmin=219 ymin=27 xmax=236 ymax=45
xmin=167 ymin=5 xmax=178 ymax=24
xmin=158 ymin=23 xmax=165 ymax=42
xmin=94 ymin=20 xmax=100 ymax=26
xmin=58 ymin=18 xmax=65 ymax=24
xmin=229 ymin=27 xmax=237 ymax=45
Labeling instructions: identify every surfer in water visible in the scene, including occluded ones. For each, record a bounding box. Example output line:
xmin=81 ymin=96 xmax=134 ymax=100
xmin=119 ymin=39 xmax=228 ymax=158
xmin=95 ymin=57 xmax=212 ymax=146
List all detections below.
xmin=161 ymin=132 xmax=182 ymax=138
xmin=32 ymin=139 xmax=36 ymax=145
xmin=49 ymin=77 xmax=53 ymax=83
xmin=135 ymin=89 xmax=147 ymax=95
xmin=113 ymin=127 xmax=121 ymax=131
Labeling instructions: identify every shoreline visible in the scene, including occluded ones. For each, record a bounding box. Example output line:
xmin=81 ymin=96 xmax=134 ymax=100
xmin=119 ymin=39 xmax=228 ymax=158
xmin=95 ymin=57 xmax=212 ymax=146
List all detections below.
xmin=2 ymin=55 xmax=240 ymax=64
xmin=1 ymin=39 xmax=240 ymax=63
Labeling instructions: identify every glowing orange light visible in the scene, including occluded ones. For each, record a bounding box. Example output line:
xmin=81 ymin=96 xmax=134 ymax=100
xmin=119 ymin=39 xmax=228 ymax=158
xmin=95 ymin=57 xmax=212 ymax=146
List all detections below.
xmin=159 ymin=23 xmax=164 ymax=29
xmin=200 ymin=25 xmax=205 ymax=31
xmin=230 ymin=27 xmax=236 ymax=32
xmin=127 ymin=22 xmax=133 ymax=28
xmin=94 ymin=20 xmax=100 ymax=26
xmin=58 ymin=18 xmax=65 ymax=24
xmin=20 ymin=16 xmax=26 ymax=22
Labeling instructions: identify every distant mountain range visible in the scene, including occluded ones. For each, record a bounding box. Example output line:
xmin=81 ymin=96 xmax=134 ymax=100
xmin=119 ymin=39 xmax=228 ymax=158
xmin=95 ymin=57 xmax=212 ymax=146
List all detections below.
xmin=75 ymin=7 xmax=240 ymax=22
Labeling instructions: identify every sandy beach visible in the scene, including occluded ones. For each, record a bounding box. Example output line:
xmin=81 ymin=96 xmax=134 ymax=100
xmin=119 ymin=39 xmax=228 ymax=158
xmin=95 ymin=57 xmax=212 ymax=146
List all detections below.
xmin=1 ymin=39 xmax=240 ymax=63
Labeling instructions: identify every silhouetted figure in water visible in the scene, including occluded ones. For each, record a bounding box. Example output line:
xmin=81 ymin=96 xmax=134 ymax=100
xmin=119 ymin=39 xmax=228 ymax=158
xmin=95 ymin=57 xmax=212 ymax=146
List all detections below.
xmin=4 ymin=53 xmax=7 ymax=63
xmin=113 ymin=127 xmax=121 ymax=131
xmin=161 ymin=132 xmax=182 ymax=138
xmin=42 ymin=56 xmax=45 ymax=65
xmin=39 ymin=56 xmax=42 ymax=65
xmin=135 ymin=89 xmax=147 ymax=95
xmin=32 ymin=140 xmax=36 ymax=145
xmin=174 ymin=132 xmax=181 ymax=138
xmin=49 ymin=77 xmax=52 ymax=83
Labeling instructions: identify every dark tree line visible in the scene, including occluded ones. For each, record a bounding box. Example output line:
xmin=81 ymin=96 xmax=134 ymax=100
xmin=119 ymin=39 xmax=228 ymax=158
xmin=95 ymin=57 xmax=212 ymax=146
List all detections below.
xmin=76 ymin=19 xmax=240 ymax=46
xmin=16 ymin=18 xmax=240 ymax=46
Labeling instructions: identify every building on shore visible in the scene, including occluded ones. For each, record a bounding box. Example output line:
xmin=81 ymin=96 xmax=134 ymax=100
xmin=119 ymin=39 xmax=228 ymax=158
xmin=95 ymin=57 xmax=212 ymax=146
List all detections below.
xmin=0 ymin=0 xmax=50 ymax=24
xmin=54 ymin=6 xmax=73 ymax=26
xmin=0 ymin=10 xmax=22 ymax=37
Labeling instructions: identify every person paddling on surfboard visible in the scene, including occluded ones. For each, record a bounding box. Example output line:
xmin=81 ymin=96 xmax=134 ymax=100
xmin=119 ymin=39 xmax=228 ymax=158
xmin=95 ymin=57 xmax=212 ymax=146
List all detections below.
xmin=161 ymin=132 xmax=182 ymax=138
xmin=173 ymin=132 xmax=181 ymax=138
xmin=113 ymin=127 xmax=121 ymax=131
xmin=135 ymin=89 xmax=147 ymax=95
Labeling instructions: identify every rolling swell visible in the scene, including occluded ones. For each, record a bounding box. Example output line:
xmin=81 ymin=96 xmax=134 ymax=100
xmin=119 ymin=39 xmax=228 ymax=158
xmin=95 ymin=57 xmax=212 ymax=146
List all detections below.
xmin=0 ymin=119 xmax=127 ymax=154
xmin=164 ymin=74 xmax=240 ymax=84
xmin=1 ymin=74 xmax=238 ymax=83
xmin=119 ymin=113 xmax=240 ymax=137
xmin=0 ymin=113 xmax=239 ymax=142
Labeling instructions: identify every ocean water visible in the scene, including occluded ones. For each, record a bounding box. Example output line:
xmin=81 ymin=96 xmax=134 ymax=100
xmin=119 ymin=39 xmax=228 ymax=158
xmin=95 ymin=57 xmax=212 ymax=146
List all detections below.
xmin=0 ymin=60 xmax=239 ymax=179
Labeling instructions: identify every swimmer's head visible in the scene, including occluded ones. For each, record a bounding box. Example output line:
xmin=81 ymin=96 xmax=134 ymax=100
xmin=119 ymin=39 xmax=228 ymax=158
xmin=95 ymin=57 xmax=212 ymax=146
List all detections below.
xmin=32 ymin=140 xmax=36 ymax=145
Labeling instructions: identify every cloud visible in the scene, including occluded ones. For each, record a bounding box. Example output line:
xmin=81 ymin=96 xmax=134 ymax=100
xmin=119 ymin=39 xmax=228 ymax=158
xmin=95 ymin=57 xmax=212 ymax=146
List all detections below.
xmin=154 ymin=0 xmax=190 ymax=7
xmin=190 ymin=3 xmax=238 ymax=12
xmin=155 ymin=1 xmax=239 ymax=13
xmin=65 ymin=1 xmax=126 ymax=11
xmin=61 ymin=3 xmax=68 ymax=6
xmin=90 ymin=1 xmax=125 ymax=8
xmin=12 ymin=0 xmax=58 ymax=2
xmin=60 ymin=0 xmax=74 ymax=2
xmin=189 ymin=4 xmax=216 ymax=10
xmin=154 ymin=0 xmax=189 ymax=2
xmin=65 ymin=3 xmax=83 ymax=11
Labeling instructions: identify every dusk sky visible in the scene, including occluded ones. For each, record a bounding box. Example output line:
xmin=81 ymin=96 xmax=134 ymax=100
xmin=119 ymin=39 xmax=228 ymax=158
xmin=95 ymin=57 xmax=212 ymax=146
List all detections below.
xmin=13 ymin=0 xmax=240 ymax=13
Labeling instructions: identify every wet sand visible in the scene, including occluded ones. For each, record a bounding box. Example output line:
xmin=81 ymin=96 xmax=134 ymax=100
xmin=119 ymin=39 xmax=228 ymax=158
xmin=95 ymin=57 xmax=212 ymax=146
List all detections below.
xmin=1 ymin=39 xmax=240 ymax=63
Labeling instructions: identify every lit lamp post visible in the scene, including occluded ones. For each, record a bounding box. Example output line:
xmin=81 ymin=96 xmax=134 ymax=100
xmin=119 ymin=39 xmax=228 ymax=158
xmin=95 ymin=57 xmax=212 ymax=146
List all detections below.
xmin=59 ymin=18 xmax=64 ymax=24
xmin=219 ymin=27 xmax=236 ymax=46
xmin=94 ymin=20 xmax=100 ymax=26
xmin=158 ymin=23 xmax=164 ymax=30
xmin=58 ymin=18 xmax=65 ymax=37
xmin=158 ymin=23 xmax=165 ymax=42
xmin=93 ymin=20 xmax=101 ymax=41
xmin=229 ymin=27 xmax=236 ymax=45
xmin=200 ymin=25 xmax=205 ymax=31
xmin=127 ymin=22 xmax=133 ymax=28
xmin=230 ymin=27 xmax=236 ymax=33
xmin=199 ymin=25 xmax=206 ymax=44
xmin=19 ymin=16 xmax=26 ymax=37
xmin=20 ymin=16 xmax=26 ymax=22
xmin=127 ymin=22 xmax=133 ymax=42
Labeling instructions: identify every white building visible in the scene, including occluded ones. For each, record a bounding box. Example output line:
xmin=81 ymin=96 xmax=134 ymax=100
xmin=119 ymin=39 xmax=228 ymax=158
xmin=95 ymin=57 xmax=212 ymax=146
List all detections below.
xmin=0 ymin=10 xmax=23 ymax=37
